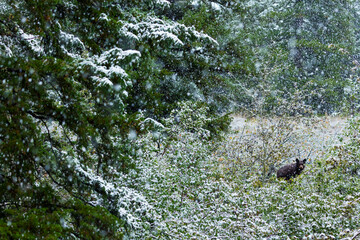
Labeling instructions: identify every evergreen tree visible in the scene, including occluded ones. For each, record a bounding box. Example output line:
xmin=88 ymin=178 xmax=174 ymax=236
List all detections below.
xmin=289 ymin=0 xmax=357 ymax=112
xmin=0 ymin=0 xmax=223 ymax=237
xmin=236 ymin=0 xmax=359 ymax=113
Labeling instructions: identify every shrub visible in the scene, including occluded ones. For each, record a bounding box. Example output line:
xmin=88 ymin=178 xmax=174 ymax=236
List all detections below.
xmin=326 ymin=117 xmax=360 ymax=176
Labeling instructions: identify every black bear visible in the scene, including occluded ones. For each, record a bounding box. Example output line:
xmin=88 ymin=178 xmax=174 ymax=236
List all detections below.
xmin=277 ymin=158 xmax=307 ymax=180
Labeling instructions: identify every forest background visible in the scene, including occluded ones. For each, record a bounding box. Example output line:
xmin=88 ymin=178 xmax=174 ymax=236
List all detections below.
xmin=1 ymin=0 xmax=360 ymax=239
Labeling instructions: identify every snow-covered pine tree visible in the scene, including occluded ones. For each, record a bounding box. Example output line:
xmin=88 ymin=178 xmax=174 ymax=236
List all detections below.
xmin=0 ymin=0 xmax=222 ymax=238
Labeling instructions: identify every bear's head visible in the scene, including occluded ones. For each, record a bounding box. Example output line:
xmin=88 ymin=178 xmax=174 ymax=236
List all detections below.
xmin=296 ymin=158 xmax=306 ymax=171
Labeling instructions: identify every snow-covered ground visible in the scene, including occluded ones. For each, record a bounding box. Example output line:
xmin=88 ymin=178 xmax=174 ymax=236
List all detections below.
xmin=230 ymin=115 xmax=349 ymax=163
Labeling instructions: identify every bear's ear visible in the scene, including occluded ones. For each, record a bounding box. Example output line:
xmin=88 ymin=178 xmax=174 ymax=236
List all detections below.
xmin=296 ymin=158 xmax=299 ymax=163
xmin=303 ymin=159 xmax=307 ymax=163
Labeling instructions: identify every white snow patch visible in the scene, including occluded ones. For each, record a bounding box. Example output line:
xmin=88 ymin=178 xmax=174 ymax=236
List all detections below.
xmin=96 ymin=47 xmax=141 ymax=65
xmin=151 ymin=31 xmax=184 ymax=45
xmin=79 ymin=48 xmax=140 ymax=87
xmin=60 ymin=31 xmax=85 ymax=50
xmin=91 ymin=76 xmax=113 ymax=86
xmin=123 ymin=16 xmax=218 ymax=47
xmin=0 ymin=41 xmax=12 ymax=57
xmin=155 ymin=0 xmax=170 ymax=7
xmin=70 ymin=156 xmax=153 ymax=229
xmin=191 ymin=0 xmax=201 ymax=7
xmin=142 ymin=118 xmax=166 ymax=129
xmin=0 ymin=0 xmax=11 ymax=14
xmin=210 ymin=2 xmax=223 ymax=11
xmin=99 ymin=13 xmax=109 ymax=21
xmin=18 ymin=29 xmax=44 ymax=55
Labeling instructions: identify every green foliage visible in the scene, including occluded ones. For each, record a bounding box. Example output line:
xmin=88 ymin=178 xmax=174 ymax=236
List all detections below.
xmin=0 ymin=200 xmax=124 ymax=240
xmin=327 ymin=117 xmax=360 ymax=175
xmin=2 ymin=0 xmax=360 ymax=238
xmin=1 ymin=0 xmax=235 ymax=237
xmin=133 ymin=109 xmax=360 ymax=239
xmin=133 ymin=101 xmax=226 ymax=238
xmin=180 ymin=2 xmax=258 ymax=111
xmin=69 ymin=201 xmax=124 ymax=240
xmin=164 ymin=101 xmax=231 ymax=139
xmin=232 ymin=0 xmax=360 ymax=113
xmin=0 ymin=208 xmax=67 ymax=240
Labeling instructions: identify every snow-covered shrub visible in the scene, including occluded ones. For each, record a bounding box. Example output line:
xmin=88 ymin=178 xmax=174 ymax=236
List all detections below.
xmin=225 ymin=173 xmax=360 ymax=239
xmin=132 ymin=108 xmax=360 ymax=239
xmin=217 ymin=85 xmax=320 ymax=182
xmin=343 ymin=60 xmax=360 ymax=114
xmin=327 ymin=117 xmax=360 ymax=176
xmin=129 ymin=101 xmax=230 ymax=238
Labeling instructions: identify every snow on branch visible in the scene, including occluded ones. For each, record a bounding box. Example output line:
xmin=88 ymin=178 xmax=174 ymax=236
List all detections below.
xmin=154 ymin=0 xmax=170 ymax=8
xmin=97 ymin=47 xmax=141 ymax=66
xmin=142 ymin=118 xmax=166 ymax=129
xmin=17 ymin=28 xmax=44 ymax=56
xmin=122 ymin=16 xmax=218 ymax=47
xmin=59 ymin=30 xmax=86 ymax=57
xmin=210 ymin=1 xmax=223 ymax=12
xmin=0 ymin=39 xmax=13 ymax=57
xmin=79 ymin=48 xmax=140 ymax=87
xmin=69 ymin=155 xmax=155 ymax=229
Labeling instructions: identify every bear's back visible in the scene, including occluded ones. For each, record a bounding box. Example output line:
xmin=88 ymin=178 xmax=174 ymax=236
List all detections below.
xmin=277 ymin=163 xmax=297 ymax=180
